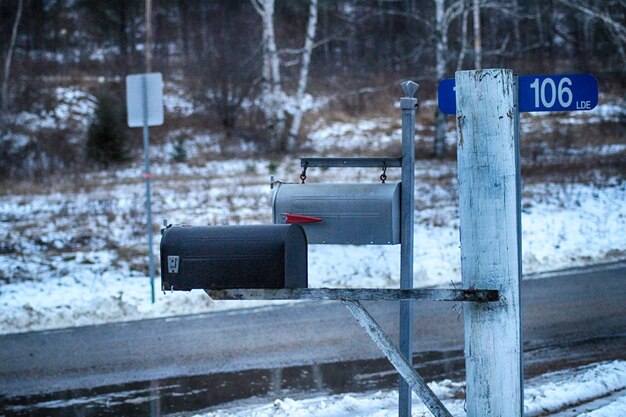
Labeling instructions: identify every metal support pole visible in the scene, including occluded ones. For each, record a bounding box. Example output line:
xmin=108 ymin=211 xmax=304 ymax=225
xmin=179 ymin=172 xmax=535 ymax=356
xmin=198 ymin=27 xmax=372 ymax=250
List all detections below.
xmin=344 ymin=300 xmax=452 ymax=417
xmin=142 ymin=75 xmax=156 ymax=304
xmin=399 ymin=80 xmax=418 ymax=417
xmin=455 ymin=69 xmax=523 ymax=416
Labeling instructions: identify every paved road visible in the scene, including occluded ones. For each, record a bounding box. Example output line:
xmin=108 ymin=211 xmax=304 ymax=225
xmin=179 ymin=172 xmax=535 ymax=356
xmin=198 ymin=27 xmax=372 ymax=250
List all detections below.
xmin=1 ymin=262 xmax=624 ymax=397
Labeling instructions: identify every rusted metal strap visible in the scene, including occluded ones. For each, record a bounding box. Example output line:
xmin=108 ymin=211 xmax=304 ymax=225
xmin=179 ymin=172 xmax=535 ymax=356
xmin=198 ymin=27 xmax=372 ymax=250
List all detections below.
xmin=344 ymin=300 xmax=453 ymax=417
xmin=204 ymin=288 xmax=499 ymax=302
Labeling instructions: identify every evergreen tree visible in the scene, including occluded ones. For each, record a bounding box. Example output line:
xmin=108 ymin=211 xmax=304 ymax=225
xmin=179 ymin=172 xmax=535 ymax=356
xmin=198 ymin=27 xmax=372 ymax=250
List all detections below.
xmin=172 ymin=136 xmax=187 ymax=163
xmin=86 ymin=94 xmax=130 ymax=167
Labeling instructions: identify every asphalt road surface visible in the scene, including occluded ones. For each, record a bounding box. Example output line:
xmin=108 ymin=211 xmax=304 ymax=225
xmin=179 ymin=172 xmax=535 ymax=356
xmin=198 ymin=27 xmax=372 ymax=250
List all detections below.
xmin=1 ymin=262 xmax=624 ymax=398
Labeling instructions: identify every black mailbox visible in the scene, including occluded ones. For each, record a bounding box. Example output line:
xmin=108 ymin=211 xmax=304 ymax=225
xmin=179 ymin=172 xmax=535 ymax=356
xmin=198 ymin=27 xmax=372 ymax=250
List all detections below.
xmin=160 ymin=224 xmax=308 ymax=290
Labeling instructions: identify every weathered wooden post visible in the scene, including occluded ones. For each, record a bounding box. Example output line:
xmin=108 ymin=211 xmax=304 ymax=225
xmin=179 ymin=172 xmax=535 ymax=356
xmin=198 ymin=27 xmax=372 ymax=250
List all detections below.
xmin=455 ymin=68 xmax=523 ymax=416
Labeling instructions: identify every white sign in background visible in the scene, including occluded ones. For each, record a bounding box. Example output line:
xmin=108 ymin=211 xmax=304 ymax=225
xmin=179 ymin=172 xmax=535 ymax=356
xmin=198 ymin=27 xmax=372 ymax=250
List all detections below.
xmin=126 ymin=72 xmax=164 ymax=127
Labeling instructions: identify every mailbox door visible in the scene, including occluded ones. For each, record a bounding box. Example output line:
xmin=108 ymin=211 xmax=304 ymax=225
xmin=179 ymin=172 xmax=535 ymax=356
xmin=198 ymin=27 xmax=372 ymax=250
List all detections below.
xmin=273 ymin=183 xmax=400 ymax=245
xmin=160 ymin=224 xmax=307 ymax=290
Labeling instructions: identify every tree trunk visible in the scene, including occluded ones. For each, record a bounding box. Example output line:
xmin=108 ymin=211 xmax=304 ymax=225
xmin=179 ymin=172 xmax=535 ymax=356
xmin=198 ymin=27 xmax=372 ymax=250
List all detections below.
xmin=287 ymin=0 xmax=318 ymax=152
xmin=265 ymin=0 xmax=285 ymax=149
xmin=145 ymin=0 xmax=153 ymax=72
xmin=322 ymin=6 xmax=330 ymax=65
xmin=252 ymin=0 xmax=287 ymax=150
xmin=535 ymin=2 xmax=545 ymax=50
xmin=433 ymin=0 xmax=448 ymax=158
xmin=512 ymin=0 xmax=521 ymax=54
xmin=457 ymin=1 xmax=469 ymax=72
xmin=1 ymin=0 xmax=24 ymax=116
xmin=259 ymin=28 xmax=273 ymax=147
xmin=473 ymin=0 xmax=481 ymax=69
xmin=558 ymin=0 xmax=626 ymax=64
xmin=118 ymin=1 xmax=130 ymax=74
xmin=200 ymin=0 xmax=210 ymax=59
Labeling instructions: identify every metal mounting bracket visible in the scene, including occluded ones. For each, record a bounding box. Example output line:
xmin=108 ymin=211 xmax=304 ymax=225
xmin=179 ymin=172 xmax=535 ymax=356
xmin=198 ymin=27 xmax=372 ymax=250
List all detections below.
xmin=204 ymin=287 xmax=499 ymax=302
xmin=300 ymin=157 xmax=402 ymax=168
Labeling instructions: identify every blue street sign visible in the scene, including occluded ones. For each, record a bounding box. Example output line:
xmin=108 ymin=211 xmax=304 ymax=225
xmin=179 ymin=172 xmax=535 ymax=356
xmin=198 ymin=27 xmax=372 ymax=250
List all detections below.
xmin=437 ymin=78 xmax=457 ymax=115
xmin=438 ymin=73 xmax=598 ymax=114
xmin=518 ymin=74 xmax=598 ymax=112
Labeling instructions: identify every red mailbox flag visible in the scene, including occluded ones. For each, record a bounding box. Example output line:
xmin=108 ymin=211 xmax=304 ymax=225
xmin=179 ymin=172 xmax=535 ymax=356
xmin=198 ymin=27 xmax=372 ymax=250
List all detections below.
xmin=283 ymin=213 xmax=323 ymax=224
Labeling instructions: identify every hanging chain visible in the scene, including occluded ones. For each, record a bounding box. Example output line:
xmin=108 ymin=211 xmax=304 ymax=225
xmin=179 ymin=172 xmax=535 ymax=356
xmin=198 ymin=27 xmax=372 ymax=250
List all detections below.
xmin=300 ymin=162 xmax=308 ymax=184
xmin=380 ymin=164 xmax=387 ymax=183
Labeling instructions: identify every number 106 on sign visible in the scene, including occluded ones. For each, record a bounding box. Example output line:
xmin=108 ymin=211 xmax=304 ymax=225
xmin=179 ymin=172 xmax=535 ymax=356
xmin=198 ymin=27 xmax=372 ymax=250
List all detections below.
xmin=519 ymin=74 xmax=598 ymax=112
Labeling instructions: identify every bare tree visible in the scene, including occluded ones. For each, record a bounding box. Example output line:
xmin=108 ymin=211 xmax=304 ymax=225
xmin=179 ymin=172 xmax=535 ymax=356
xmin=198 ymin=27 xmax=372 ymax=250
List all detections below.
xmin=79 ymin=1 xmax=142 ymax=75
xmin=252 ymin=0 xmax=319 ymax=152
xmin=145 ymin=0 xmax=153 ymax=72
xmin=1 ymin=0 xmax=24 ymax=117
xmin=457 ymin=0 xmax=470 ymax=72
xmin=433 ymin=0 xmax=464 ymax=158
xmin=557 ymin=0 xmax=626 ymax=62
xmin=473 ymin=0 xmax=482 ymax=69
xmin=512 ymin=0 xmax=521 ymax=52
xmin=190 ymin=5 xmax=260 ymax=140
xmin=287 ymin=0 xmax=318 ymax=152
xmin=251 ymin=0 xmax=286 ymax=151
xmin=432 ymin=0 xmax=509 ymax=157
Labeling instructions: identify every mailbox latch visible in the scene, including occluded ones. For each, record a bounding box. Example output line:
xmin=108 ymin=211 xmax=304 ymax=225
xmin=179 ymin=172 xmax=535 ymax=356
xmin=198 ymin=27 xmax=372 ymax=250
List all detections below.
xmin=167 ymin=256 xmax=180 ymax=273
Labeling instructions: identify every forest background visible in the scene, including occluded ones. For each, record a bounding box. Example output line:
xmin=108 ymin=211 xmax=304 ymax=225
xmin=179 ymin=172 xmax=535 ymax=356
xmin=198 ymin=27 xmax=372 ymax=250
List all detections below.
xmin=0 ymin=0 xmax=624 ymax=180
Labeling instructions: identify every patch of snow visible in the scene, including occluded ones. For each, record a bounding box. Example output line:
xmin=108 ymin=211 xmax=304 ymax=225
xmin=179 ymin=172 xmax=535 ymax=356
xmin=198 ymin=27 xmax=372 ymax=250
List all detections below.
xmin=192 ymin=380 xmax=466 ymax=417
xmin=0 ymin=270 xmax=292 ymax=333
xmin=305 ymin=118 xmax=401 ymax=153
xmin=0 ymin=132 xmax=31 ymax=153
xmin=521 ymin=182 xmax=626 ymax=273
xmin=279 ymin=93 xmax=329 ymax=115
xmin=13 ymin=87 xmax=95 ymax=132
xmin=153 ymin=130 xmax=223 ymax=161
xmin=163 ymin=89 xmax=196 ymax=117
xmin=526 ymin=102 xmax=626 ymax=126
xmin=578 ymin=394 xmax=626 ymax=417
xmin=190 ymin=361 xmax=626 ymax=417
xmin=524 ymin=361 xmax=626 ymax=416
xmin=53 ymin=87 xmax=96 ymax=122
xmin=88 ymin=48 xmax=108 ymax=62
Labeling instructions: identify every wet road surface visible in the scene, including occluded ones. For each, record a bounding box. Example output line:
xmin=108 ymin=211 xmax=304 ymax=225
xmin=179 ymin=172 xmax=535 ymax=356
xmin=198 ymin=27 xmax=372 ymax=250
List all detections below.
xmin=2 ymin=336 xmax=625 ymax=417
xmin=0 ymin=262 xmax=624 ymax=416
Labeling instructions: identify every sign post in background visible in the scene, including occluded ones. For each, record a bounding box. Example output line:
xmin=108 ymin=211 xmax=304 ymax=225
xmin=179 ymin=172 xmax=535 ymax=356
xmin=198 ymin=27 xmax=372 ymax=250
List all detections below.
xmin=126 ymin=72 xmax=164 ymax=303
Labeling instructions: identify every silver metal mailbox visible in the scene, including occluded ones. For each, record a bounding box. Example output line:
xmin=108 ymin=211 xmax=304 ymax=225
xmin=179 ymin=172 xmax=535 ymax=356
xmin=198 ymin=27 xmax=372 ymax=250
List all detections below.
xmin=160 ymin=224 xmax=308 ymax=290
xmin=272 ymin=183 xmax=401 ymax=245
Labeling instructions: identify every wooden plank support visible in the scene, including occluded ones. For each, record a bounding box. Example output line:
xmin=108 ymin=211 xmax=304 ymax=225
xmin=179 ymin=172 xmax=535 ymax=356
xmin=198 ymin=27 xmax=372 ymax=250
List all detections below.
xmin=300 ymin=157 xmax=402 ymax=168
xmin=343 ymin=300 xmax=453 ymax=417
xmin=204 ymin=288 xmax=499 ymax=302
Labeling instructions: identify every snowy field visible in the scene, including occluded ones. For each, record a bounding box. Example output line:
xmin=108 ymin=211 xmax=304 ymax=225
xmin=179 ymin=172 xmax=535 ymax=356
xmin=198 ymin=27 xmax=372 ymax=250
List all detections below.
xmin=191 ymin=361 xmax=626 ymax=417
xmin=0 ymin=96 xmax=624 ymax=335
xmin=0 ymin=160 xmax=623 ymax=335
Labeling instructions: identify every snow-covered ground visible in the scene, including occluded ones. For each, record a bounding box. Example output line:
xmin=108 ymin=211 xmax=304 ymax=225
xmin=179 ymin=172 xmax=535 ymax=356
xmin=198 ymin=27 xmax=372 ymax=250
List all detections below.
xmin=0 ymin=156 xmax=623 ymax=335
xmin=0 ymin=86 xmax=624 ymax=417
xmin=190 ymin=360 xmax=626 ymax=417
xmin=0 ymin=90 xmax=624 ymax=336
